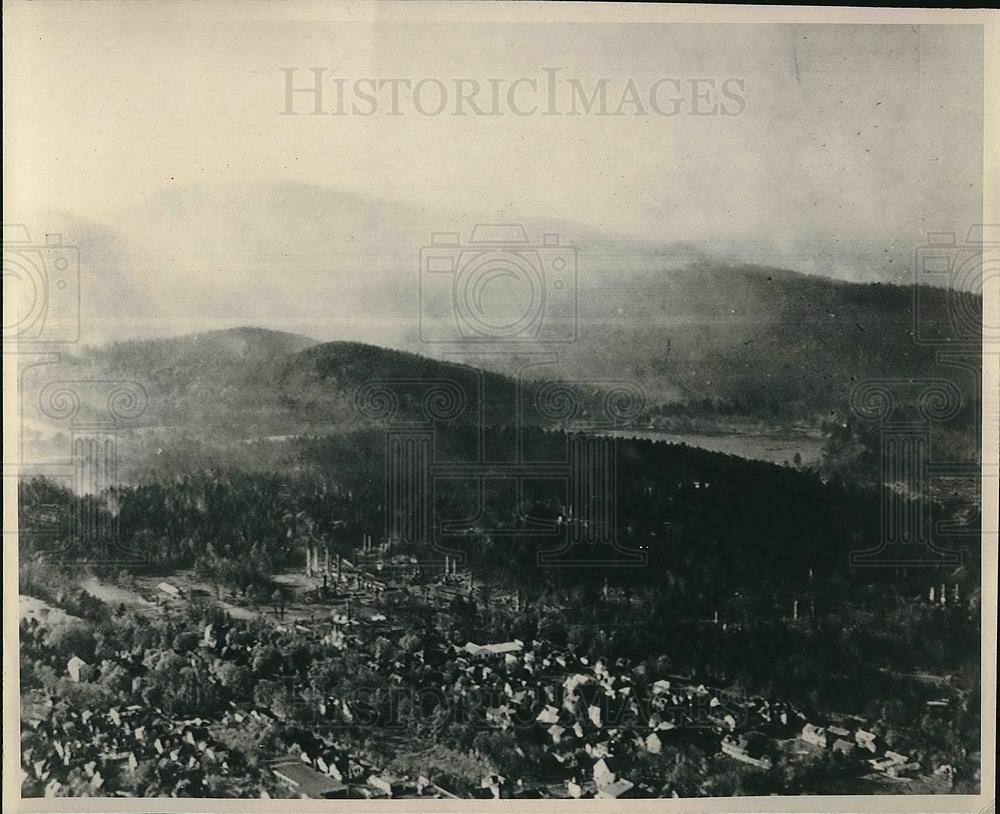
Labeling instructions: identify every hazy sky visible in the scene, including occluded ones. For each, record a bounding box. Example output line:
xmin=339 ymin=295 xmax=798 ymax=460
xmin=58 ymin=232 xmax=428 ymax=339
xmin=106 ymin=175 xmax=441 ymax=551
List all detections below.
xmin=3 ymin=3 xmax=986 ymax=342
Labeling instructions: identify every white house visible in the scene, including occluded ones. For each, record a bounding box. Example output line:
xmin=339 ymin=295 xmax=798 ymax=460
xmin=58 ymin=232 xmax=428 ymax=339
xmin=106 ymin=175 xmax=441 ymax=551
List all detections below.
xmin=158 ymin=581 xmax=181 ymax=598
xmin=67 ymin=656 xmax=88 ymax=682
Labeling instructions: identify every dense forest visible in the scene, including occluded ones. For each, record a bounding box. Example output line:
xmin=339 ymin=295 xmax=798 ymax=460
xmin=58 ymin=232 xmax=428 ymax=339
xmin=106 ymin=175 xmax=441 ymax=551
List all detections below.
xmin=20 ymin=425 xmax=980 ymax=596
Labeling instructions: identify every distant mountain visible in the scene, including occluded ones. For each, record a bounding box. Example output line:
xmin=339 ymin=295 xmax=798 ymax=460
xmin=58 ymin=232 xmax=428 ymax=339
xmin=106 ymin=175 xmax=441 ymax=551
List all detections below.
xmin=30 ymin=180 xmax=937 ymax=351
xmin=451 ymin=261 xmax=978 ymax=425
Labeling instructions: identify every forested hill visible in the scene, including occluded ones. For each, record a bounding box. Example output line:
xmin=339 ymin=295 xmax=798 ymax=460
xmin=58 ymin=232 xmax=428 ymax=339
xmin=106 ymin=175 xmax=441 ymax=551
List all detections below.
xmin=50 ymin=330 xmax=552 ymax=439
xmin=459 ymin=263 xmax=979 ymax=422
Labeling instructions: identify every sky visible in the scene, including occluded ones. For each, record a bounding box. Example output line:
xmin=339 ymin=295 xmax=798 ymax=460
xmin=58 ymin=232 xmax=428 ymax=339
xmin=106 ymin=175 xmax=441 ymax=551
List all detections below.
xmin=2 ymin=3 xmax=987 ymax=341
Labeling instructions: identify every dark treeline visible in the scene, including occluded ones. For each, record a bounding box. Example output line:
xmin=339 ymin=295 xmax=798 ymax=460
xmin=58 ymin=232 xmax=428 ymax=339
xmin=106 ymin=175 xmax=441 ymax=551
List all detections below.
xmin=19 ymin=426 xmax=979 ymax=610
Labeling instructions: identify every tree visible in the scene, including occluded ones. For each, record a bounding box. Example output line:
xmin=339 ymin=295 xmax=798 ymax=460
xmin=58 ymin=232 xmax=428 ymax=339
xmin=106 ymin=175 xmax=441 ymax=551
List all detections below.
xmin=100 ymin=661 xmax=132 ymax=695
xmin=214 ymin=661 xmax=253 ymax=697
xmin=172 ymin=631 xmax=200 ymax=653
xmin=537 ymin=615 xmax=567 ymax=646
xmin=46 ymin=624 xmax=96 ymax=662
xmin=270 ymin=588 xmax=286 ymax=621
xmin=251 ymin=644 xmax=281 ymax=676
xmin=253 ymin=678 xmax=279 ymax=709
xmin=373 ymin=636 xmax=394 ymax=661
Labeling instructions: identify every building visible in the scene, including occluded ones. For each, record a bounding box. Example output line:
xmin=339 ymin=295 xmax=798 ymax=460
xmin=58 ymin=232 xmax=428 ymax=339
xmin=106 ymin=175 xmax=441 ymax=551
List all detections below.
xmin=596 ymin=778 xmax=636 ymax=799
xmin=66 ymin=656 xmax=88 ymax=683
xmin=482 ymin=640 xmax=523 ymax=655
xmin=270 ymin=758 xmax=348 ymax=798
xmin=368 ymin=773 xmax=405 ymax=797
xmin=593 ymin=756 xmax=628 ymax=786
xmin=157 ymin=581 xmax=181 ymax=599
xmin=800 ymin=723 xmax=828 ymax=748
xmin=855 ymin=729 xmax=880 ymax=754
xmin=831 ymin=738 xmax=855 ymax=757
xmin=536 ymin=705 xmax=560 ymax=725
xmin=480 ymin=773 xmax=506 ymax=798
xmin=645 ymin=732 xmax=663 ymax=754
xmin=721 ymin=734 xmax=773 ymax=769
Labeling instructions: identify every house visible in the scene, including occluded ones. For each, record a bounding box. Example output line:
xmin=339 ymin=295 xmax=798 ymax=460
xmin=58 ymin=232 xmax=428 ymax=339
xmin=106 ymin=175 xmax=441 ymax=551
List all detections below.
xmin=315 ymin=749 xmax=345 ymax=780
xmin=855 ymin=729 xmax=880 ymax=754
xmin=888 ymin=761 xmax=920 ymax=778
xmin=271 ymin=759 xmax=349 ymax=798
xmin=831 ymin=738 xmax=855 ymax=757
xmin=645 ymin=732 xmax=663 ymax=754
xmin=536 ymin=705 xmax=560 ymax=725
xmin=721 ymin=734 xmax=773 ymax=769
xmin=66 ymin=656 xmax=88 ymax=683
xmin=827 ymin=724 xmax=851 ymax=740
xmin=593 ymin=756 xmax=628 ymax=786
xmin=482 ymin=640 xmax=522 ymax=656
xmin=870 ymin=750 xmax=912 ymax=776
xmin=596 ymin=778 xmax=636 ymax=799
xmin=480 ymin=773 xmax=506 ymax=798
xmin=800 ymin=723 xmax=828 ymax=748
xmin=368 ymin=773 xmax=405 ymax=797
xmin=157 ymin=581 xmax=181 ymax=598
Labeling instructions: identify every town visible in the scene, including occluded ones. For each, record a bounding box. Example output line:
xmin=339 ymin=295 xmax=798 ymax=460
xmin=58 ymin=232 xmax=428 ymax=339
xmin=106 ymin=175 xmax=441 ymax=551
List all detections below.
xmin=20 ymin=530 xmax=973 ymax=799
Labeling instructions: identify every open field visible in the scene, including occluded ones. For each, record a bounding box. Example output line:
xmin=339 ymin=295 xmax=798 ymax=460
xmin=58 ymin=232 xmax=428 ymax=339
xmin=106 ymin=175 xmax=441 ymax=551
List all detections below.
xmin=18 ymin=596 xmax=80 ymax=627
